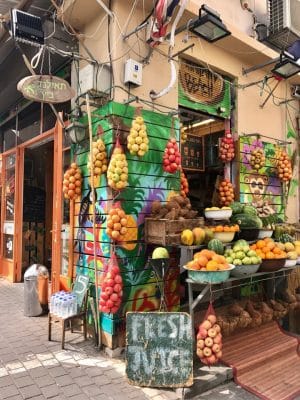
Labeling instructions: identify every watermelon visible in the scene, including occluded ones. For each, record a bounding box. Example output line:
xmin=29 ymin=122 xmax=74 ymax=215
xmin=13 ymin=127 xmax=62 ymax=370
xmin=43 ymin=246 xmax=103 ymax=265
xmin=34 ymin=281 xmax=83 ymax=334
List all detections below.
xmin=208 ymin=239 xmax=224 ymax=255
xmin=230 ymin=202 xmax=244 ymax=215
xmin=231 ymin=213 xmax=263 ymax=229
xmin=243 ymin=205 xmax=258 ymax=216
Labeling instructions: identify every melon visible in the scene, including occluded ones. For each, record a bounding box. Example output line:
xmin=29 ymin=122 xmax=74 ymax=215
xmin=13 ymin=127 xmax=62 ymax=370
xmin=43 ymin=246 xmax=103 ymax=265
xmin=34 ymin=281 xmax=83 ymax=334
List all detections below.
xmin=207 ymin=239 xmax=224 ymax=255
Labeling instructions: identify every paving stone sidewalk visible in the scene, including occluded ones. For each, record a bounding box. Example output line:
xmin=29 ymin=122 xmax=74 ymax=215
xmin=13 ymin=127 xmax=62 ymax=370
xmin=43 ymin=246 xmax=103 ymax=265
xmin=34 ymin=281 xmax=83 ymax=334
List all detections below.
xmin=0 ymin=277 xmax=180 ymax=400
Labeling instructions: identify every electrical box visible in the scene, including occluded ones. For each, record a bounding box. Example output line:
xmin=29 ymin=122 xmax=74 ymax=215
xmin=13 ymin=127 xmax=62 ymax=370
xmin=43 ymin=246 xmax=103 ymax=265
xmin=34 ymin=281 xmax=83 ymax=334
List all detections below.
xmin=124 ymin=59 xmax=143 ymax=86
xmin=78 ymin=63 xmax=111 ymax=96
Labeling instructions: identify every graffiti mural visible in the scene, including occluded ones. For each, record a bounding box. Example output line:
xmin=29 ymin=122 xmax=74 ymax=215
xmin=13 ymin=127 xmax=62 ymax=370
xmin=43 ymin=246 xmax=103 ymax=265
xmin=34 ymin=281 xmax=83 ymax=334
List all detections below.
xmin=72 ymin=102 xmax=180 ymax=335
xmin=239 ymin=136 xmax=284 ymax=218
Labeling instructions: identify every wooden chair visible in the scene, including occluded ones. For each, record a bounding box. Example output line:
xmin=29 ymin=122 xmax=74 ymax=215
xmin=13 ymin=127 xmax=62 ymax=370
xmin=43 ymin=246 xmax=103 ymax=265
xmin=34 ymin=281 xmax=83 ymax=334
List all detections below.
xmin=48 ymin=275 xmax=90 ymax=349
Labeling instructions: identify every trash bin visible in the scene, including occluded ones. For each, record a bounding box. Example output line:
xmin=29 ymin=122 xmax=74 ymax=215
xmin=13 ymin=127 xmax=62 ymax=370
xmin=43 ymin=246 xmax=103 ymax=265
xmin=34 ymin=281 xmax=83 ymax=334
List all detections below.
xmin=24 ymin=264 xmax=49 ymax=317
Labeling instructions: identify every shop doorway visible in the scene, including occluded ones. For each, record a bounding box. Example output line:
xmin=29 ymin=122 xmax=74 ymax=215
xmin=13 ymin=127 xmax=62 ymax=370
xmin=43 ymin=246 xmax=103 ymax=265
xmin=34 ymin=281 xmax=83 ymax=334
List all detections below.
xmin=179 ymin=107 xmax=226 ymax=214
xmin=21 ymin=141 xmax=54 ymax=279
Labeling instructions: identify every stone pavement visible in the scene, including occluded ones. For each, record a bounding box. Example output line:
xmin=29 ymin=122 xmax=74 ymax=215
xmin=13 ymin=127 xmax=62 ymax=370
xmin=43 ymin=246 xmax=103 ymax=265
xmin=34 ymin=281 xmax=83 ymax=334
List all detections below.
xmin=0 ymin=277 xmax=258 ymax=400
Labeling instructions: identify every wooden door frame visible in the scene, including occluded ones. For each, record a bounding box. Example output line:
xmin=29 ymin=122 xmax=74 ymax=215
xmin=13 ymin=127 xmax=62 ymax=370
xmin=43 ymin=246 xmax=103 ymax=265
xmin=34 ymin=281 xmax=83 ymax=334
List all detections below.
xmin=16 ymin=128 xmax=55 ymax=282
xmin=51 ymin=117 xmax=64 ymax=293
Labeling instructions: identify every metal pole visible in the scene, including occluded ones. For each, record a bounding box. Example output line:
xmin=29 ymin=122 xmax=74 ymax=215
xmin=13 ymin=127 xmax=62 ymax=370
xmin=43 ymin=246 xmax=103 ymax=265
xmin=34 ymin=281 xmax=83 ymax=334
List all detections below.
xmin=242 ymin=57 xmax=280 ymax=76
xmin=260 ymin=80 xmax=281 ymax=108
xmin=123 ymin=21 xmax=149 ymax=41
xmin=86 ymin=93 xmax=102 ymax=349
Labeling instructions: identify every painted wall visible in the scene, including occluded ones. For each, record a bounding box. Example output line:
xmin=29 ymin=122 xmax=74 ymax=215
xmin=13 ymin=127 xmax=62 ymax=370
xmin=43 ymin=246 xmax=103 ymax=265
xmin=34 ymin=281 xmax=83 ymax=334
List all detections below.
xmin=73 ymin=2 xmax=299 ymax=230
xmin=73 ymin=101 xmax=180 ymax=338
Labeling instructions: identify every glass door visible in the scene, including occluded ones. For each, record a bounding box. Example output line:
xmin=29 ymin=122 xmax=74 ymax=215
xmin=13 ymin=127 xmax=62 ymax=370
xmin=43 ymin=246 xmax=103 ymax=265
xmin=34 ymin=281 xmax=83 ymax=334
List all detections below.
xmin=0 ymin=151 xmax=20 ymax=281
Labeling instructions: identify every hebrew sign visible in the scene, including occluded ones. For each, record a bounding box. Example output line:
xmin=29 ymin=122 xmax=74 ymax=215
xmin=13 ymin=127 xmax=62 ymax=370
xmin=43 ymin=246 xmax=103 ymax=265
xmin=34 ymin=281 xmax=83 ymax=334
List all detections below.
xmin=17 ymin=75 xmax=75 ymax=104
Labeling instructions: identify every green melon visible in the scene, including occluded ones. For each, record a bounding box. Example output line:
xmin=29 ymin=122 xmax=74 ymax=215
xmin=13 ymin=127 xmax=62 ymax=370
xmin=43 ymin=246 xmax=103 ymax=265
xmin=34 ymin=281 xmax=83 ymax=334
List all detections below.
xmin=230 ymin=202 xmax=244 ymax=215
xmin=208 ymin=239 xmax=224 ymax=255
xmin=243 ymin=205 xmax=258 ymax=216
xmin=231 ymin=213 xmax=263 ymax=229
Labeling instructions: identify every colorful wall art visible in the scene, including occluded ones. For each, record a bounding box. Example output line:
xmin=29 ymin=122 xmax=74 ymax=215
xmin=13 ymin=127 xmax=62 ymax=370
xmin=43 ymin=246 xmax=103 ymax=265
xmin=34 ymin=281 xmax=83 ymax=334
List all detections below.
xmin=239 ymin=136 xmax=284 ymax=219
xmin=72 ymin=102 xmax=181 ymax=337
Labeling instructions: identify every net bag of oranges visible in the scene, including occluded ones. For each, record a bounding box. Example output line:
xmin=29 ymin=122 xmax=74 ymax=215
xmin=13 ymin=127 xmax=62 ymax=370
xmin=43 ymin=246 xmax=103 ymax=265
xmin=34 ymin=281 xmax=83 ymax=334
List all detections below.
xmin=99 ymin=252 xmax=123 ymax=314
xmin=106 ymin=206 xmax=129 ymax=242
xmin=63 ymin=163 xmax=82 ymax=200
xmin=196 ymin=302 xmax=222 ymax=365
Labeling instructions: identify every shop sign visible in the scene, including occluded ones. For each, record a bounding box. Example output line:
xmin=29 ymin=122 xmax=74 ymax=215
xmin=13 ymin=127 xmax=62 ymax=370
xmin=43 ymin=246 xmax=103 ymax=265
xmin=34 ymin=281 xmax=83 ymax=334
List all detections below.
xmin=126 ymin=312 xmax=193 ymax=388
xmin=17 ymin=75 xmax=75 ymax=104
xmin=181 ymin=133 xmax=204 ymax=171
xmin=179 ymin=62 xmax=224 ymax=105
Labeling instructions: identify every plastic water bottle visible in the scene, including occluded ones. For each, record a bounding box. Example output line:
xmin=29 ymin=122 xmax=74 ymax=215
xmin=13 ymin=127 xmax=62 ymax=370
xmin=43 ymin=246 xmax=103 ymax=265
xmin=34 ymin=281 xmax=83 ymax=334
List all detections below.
xmin=71 ymin=294 xmax=78 ymax=316
xmin=49 ymin=293 xmax=56 ymax=314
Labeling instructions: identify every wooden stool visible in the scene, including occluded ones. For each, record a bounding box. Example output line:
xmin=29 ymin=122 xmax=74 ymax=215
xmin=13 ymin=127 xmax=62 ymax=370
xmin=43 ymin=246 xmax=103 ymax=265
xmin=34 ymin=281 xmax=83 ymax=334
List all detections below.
xmin=48 ymin=307 xmax=87 ymax=349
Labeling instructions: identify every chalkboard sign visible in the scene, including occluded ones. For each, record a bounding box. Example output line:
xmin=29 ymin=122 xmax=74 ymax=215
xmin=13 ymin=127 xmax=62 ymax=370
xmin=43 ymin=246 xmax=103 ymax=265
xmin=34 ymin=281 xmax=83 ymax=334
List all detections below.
xmin=181 ymin=133 xmax=204 ymax=171
xmin=126 ymin=312 xmax=193 ymax=388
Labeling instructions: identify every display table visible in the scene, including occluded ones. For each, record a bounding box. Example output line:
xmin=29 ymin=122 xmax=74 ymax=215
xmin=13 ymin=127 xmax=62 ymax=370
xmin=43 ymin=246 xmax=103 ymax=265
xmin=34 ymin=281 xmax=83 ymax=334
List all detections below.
xmin=186 ymin=266 xmax=297 ymax=339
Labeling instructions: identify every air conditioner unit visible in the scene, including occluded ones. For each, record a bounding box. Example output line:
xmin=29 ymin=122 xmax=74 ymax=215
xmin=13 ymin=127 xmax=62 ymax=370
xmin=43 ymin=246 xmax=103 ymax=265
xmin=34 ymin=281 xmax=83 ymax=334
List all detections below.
xmin=267 ymin=0 xmax=300 ymax=50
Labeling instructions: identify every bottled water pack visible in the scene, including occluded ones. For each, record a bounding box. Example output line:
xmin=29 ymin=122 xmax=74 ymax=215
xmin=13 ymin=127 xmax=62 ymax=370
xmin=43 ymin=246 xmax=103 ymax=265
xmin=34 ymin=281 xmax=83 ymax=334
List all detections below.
xmin=49 ymin=291 xmax=78 ymax=318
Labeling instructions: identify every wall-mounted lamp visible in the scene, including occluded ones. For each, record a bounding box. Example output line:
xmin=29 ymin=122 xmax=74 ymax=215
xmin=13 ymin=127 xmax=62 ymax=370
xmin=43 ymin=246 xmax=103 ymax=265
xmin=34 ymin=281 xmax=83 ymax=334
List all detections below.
xmin=271 ymin=51 xmax=300 ymax=79
xmin=65 ymin=106 xmax=87 ymax=144
xmin=189 ymin=5 xmax=231 ymax=43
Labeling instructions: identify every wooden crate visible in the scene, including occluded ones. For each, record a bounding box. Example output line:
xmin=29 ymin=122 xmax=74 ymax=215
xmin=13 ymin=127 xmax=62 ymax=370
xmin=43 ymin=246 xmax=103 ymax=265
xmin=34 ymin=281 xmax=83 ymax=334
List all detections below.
xmin=144 ymin=217 xmax=204 ymax=246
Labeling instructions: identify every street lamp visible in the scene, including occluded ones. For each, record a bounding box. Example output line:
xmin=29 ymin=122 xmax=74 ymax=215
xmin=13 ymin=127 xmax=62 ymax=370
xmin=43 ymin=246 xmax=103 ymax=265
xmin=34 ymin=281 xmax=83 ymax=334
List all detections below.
xmin=65 ymin=105 xmax=87 ymax=144
xmin=190 ymin=4 xmax=231 ymax=43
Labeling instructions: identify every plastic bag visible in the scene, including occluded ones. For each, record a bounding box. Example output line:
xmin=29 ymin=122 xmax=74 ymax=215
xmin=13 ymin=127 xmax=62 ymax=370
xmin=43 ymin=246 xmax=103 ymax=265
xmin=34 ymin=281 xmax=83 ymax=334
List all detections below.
xmin=99 ymin=253 xmax=123 ymax=314
xmin=196 ymin=302 xmax=222 ymax=365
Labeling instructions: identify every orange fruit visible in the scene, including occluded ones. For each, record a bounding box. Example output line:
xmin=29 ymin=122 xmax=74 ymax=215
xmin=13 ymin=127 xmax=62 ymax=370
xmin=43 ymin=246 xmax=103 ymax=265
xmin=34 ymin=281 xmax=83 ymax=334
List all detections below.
xmin=218 ymin=263 xmax=229 ymax=270
xmin=224 ymin=226 xmax=230 ymax=232
xmin=206 ymin=260 xmax=218 ymax=271
xmin=266 ymin=251 xmax=274 ymax=259
xmin=262 ymin=246 xmax=270 ymax=254
xmin=201 ymin=250 xmax=214 ymax=260
xmin=197 ymin=256 xmax=208 ymax=268
xmin=212 ymin=254 xmax=226 ymax=264
xmin=273 ymin=247 xmax=281 ymax=254
xmin=215 ymin=225 xmax=224 ymax=232
xmin=256 ymin=240 xmax=265 ymax=249
xmin=250 ymin=244 xmax=257 ymax=250
xmin=266 ymin=241 xmax=275 ymax=251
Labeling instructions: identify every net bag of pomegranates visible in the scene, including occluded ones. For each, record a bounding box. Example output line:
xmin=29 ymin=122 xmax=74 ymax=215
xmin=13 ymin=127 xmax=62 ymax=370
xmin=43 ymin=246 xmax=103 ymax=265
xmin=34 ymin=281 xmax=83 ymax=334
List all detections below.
xmin=196 ymin=302 xmax=222 ymax=365
xmin=99 ymin=252 xmax=123 ymax=314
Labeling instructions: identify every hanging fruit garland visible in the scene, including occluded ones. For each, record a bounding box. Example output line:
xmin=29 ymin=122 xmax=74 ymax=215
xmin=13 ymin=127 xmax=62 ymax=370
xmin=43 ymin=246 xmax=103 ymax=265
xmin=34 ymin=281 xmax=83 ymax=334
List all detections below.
xmin=219 ymin=130 xmax=235 ymax=162
xmin=63 ymin=162 xmax=82 ymax=200
xmin=180 ymin=169 xmax=189 ymax=198
xmin=163 ymin=121 xmax=181 ymax=174
xmin=99 ymin=253 xmax=123 ymax=314
xmin=276 ymin=149 xmax=292 ymax=182
xmin=87 ymin=137 xmax=108 ymax=186
xmin=106 ymin=206 xmax=129 ymax=242
xmin=127 ymin=108 xmax=149 ymax=157
xmin=180 ymin=125 xmax=187 ymax=144
xmin=249 ymin=148 xmax=265 ymax=171
xmin=107 ymin=138 xmax=128 ymax=191
xmin=218 ymin=179 xmax=234 ymax=206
